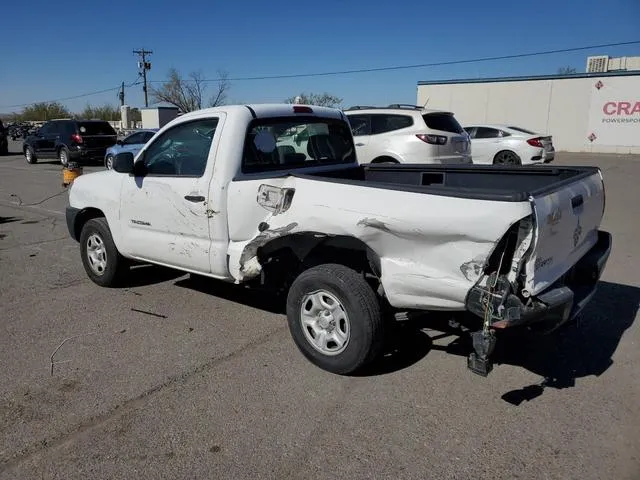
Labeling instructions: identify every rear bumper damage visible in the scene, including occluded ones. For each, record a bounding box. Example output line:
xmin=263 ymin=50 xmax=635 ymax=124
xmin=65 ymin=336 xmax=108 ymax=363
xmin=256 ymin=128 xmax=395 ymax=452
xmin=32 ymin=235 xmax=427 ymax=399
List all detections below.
xmin=464 ymin=230 xmax=612 ymax=376
xmin=466 ymin=230 xmax=612 ymax=330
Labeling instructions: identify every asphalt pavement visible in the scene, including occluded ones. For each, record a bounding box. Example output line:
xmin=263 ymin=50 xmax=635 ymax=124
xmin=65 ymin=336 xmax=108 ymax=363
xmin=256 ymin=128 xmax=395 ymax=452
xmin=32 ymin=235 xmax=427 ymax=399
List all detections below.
xmin=0 ymin=140 xmax=638 ymax=480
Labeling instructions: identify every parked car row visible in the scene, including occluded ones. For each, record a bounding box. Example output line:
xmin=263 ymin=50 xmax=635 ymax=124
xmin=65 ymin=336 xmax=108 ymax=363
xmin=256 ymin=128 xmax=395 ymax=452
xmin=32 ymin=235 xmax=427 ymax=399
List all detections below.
xmin=18 ymin=104 xmax=555 ymax=170
xmin=343 ymin=104 xmax=555 ymax=166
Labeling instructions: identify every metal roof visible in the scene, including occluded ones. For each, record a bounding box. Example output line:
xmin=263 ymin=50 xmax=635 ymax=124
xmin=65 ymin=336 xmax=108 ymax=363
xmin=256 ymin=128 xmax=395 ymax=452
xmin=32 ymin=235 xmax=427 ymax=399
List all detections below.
xmin=417 ymin=70 xmax=640 ymax=86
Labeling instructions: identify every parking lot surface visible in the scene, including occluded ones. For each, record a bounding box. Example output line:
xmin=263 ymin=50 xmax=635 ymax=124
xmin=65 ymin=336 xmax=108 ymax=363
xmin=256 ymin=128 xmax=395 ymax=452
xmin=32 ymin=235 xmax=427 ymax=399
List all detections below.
xmin=1 ymin=141 xmax=639 ymax=480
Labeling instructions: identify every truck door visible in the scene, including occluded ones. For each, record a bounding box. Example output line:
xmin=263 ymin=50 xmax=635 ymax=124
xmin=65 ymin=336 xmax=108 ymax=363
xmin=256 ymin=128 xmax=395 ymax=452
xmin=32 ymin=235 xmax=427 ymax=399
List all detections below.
xmin=118 ymin=115 xmax=224 ymax=273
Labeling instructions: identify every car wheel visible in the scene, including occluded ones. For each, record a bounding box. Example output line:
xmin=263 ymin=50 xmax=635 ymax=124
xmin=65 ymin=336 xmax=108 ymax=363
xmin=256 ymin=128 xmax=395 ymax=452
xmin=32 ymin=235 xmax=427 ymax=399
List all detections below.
xmin=25 ymin=146 xmax=37 ymax=164
xmin=286 ymin=263 xmax=385 ymax=374
xmin=105 ymin=154 xmax=114 ymax=170
xmin=59 ymin=147 xmax=70 ymax=167
xmin=79 ymin=217 xmax=129 ymax=287
xmin=493 ymin=150 xmax=521 ymax=165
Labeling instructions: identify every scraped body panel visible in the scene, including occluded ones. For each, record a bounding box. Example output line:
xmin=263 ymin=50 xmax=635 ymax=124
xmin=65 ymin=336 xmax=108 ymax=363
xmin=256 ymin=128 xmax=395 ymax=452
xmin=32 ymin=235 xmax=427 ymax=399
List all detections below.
xmin=227 ymin=176 xmax=532 ymax=310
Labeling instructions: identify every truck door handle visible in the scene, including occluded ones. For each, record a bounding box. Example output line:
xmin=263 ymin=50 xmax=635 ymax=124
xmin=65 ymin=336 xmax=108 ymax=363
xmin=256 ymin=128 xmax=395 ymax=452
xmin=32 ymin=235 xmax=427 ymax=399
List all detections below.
xmin=184 ymin=195 xmax=205 ymax=202
xmin=571 ymin=195 xmax=584 ymax=209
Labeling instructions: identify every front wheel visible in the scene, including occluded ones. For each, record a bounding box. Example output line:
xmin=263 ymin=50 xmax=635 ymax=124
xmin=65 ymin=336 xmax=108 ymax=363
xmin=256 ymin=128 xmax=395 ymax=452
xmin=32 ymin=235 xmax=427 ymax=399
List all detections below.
xmin=105 ymin=154 xmax=114 ymax=170
xmin=79 ymin=218 xmax=129 ymax=287
xmin=25 ymin=146 xmax=37 ymax=164
xmin=286 ymin=264 xmax=385 ymax=374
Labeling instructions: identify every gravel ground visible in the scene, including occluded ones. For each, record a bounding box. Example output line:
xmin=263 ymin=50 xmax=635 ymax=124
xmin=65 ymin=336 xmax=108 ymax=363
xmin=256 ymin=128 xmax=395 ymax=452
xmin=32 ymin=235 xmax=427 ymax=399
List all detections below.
xmin=0 ymin=142 xmax=638 ymax=480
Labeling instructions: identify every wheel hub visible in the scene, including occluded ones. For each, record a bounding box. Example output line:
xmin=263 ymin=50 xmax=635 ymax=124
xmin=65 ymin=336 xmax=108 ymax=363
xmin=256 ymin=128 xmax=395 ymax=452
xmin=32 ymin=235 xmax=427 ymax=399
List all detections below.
xmin=300 ymin=290 xmax=350 ymax=356
xmin=86 ymin=233 xmax=107 ymax=275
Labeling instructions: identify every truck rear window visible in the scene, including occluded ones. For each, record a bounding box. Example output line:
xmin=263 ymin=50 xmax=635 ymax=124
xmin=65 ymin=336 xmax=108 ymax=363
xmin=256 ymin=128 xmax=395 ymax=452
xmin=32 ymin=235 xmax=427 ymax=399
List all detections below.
xmin=422 ymin=113 xmax=464 ymax=134
xmin=77 ymin=122 xmax=117 ymax=136
xmin=242 ymin=117 xmax=356 ymax=174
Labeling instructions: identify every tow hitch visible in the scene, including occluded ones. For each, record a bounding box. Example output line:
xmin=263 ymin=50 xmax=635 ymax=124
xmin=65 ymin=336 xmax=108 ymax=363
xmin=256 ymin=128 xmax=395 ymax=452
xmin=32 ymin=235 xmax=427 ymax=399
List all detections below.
xmin=467 ymin=330 xmax=496 ymax=376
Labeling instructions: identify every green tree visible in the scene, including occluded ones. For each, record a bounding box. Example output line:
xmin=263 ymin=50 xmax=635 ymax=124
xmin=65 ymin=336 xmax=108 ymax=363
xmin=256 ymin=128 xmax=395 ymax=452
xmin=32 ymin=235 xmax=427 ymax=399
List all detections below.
xmin=284 ymin=92 xmax=343 ymax=108
xmin=18 ymin=102 xmax=71 ymax=121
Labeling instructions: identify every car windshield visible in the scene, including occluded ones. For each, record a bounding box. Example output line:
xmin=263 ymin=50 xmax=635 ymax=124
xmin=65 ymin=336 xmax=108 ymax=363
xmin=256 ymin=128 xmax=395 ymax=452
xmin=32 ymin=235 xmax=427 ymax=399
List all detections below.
xmin=242 ymin=117 xmax=356 ymax=173
xmin=77 ymin=122 xmax=116 ymax=136
xmin=507 ymin=126 xmax=537 ymax=135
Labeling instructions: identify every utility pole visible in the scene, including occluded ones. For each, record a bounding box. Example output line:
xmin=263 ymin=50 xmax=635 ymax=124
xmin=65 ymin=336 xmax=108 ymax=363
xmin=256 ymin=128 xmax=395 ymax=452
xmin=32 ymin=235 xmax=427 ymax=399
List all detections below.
xmin=118 ymin=81 xmax=125 ymax=106
xmin=133 ymin=48 xmax=153 ymax=107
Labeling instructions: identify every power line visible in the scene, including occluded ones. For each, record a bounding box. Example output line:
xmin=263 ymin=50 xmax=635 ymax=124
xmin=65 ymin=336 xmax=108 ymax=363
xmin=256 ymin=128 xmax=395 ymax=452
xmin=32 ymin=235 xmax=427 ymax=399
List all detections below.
xmin=150 ymin=39 xmax=640 ymax=83
xmin=3 ymin=39 xmax=639 ymax=109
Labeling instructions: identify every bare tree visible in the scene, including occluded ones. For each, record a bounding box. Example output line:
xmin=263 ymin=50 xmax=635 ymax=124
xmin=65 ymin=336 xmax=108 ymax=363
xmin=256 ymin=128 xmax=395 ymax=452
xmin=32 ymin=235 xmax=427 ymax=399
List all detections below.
xmin=284 ymin=92 xmax=343 ymax=108
xmin=151 ymin=68 xmax=231 ymax=113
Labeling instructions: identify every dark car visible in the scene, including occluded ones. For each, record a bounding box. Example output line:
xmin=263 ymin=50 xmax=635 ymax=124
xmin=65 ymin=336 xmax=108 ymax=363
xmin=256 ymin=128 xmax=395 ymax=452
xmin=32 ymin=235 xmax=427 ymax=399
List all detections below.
xmin=23 ymin=119 xmax=117 ymax=166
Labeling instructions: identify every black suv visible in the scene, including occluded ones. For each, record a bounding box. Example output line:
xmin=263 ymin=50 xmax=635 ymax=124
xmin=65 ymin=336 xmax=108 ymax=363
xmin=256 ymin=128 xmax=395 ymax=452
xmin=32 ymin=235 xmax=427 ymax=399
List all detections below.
xmin=23 ymin=119 xmax=117 ymax=166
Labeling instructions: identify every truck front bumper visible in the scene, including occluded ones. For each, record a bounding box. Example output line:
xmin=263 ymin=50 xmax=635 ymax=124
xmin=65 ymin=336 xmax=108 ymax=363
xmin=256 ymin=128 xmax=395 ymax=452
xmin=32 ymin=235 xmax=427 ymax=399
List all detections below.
xmin=466 ymin=230 xmax=612 ymax=330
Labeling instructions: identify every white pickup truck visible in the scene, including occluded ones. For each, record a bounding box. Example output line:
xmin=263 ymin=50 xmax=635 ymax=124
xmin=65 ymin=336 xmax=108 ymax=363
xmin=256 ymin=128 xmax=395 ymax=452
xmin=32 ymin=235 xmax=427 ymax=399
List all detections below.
xmin=65 ymin=103 xmax=612 ymax=376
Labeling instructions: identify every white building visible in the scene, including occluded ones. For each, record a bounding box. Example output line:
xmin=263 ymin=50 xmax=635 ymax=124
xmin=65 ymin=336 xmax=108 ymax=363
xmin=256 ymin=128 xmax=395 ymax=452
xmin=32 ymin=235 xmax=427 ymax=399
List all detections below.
xmin=416 ymin=71 xmax=640 ymax=154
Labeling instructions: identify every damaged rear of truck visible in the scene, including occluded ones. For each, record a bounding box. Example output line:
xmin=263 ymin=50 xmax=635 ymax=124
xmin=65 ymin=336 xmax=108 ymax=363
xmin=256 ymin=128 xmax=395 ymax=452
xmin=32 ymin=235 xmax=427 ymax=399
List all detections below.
xmin=66 ymin=103 xmax=612 ymax=377
xmin=227 ymin=161 xmax=611 ymax=376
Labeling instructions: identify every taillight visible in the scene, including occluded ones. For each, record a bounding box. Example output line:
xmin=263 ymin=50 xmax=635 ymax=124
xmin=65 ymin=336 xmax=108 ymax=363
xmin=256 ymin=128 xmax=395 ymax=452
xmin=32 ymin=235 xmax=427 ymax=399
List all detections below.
xmin=416 ymin=134 xmax=447 ymax=145
xmin=527 ymin=137 xmax=543 ymax=147
xmin=71 ymin=133 xmax=83 ymax=144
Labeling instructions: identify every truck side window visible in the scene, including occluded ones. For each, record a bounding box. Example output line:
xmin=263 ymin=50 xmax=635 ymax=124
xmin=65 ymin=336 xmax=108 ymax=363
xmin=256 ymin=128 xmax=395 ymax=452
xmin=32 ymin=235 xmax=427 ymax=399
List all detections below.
xmin=143 ymin=119 xmax=218 ymax=177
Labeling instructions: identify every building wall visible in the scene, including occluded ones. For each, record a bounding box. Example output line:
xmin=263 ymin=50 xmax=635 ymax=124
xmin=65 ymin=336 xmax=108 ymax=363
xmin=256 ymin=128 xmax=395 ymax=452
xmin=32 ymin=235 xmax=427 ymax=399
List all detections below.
xmin=417 ymin=74 xmax=640 ymax=153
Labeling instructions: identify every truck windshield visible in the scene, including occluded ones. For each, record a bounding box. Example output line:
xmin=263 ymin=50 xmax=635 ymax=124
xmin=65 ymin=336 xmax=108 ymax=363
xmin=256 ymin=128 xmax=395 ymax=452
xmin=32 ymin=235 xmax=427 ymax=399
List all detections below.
xmin=242 ymin=117 xmax=356 ymax=173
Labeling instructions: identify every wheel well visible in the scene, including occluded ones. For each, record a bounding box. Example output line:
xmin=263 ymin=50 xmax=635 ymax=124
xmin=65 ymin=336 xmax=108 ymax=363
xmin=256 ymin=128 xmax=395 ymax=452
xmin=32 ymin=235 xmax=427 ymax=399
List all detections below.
xmin=73 ymin=208 xmax=105 ymax=240
xmin=371 ymin=156 xmax=399 ymax=164
xmin=257 ymin=233 xmax=381 ymax=288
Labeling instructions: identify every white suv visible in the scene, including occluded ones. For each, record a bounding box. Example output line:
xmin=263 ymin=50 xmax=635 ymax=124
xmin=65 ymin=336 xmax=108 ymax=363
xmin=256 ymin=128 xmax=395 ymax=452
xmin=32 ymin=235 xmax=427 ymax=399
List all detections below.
xmin=344 ymin=104 xmax=472 ymax=164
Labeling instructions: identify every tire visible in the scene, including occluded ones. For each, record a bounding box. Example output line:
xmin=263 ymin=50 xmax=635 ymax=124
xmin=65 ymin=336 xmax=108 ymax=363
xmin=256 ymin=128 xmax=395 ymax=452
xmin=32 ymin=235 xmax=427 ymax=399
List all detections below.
xmin=25 ymin=146 xmax=37 ymax=164
xmin=493 ymin=150 xmax=521 ymax=165
xmin=79 ymin=217 xmax=129 ymax=287
xmin=59 ymin=147 xmax=70 ymax=167
xmin=286 ymin=263 xmax=385 ymax=374
xmin=105 ymin=154 xmax=114 ymax=170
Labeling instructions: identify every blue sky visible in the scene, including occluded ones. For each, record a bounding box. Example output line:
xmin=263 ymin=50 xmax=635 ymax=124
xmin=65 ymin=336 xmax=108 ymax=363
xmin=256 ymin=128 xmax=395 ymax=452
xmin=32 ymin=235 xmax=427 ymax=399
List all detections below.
xmin=1 ymin=0 xmax=639 ymax=113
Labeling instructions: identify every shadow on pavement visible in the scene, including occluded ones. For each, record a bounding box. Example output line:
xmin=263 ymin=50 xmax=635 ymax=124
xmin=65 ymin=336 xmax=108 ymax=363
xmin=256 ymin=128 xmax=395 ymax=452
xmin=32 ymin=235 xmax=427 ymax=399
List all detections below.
xmin=166 ymin=273 xmax=638 ymax=384
xmin=495 ymin=281 xmax=639 ymax=405
xmin=122 ymin=264 xmax=186 ymax=288
xmin=174 ymin=274 xmax=286 ymax=314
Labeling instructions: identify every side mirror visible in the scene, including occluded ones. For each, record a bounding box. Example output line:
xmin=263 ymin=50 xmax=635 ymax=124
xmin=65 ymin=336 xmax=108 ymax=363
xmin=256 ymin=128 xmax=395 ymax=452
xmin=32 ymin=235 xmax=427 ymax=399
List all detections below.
xmin=112 ymin=152 xmax=135 ymax=173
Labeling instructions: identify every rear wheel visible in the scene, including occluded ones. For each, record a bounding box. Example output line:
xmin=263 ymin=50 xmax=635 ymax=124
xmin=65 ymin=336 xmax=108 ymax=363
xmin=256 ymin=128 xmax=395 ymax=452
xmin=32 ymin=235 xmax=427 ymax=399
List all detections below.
xmin=79 ymin=218 xmax=129 ymax=287
xmin=493 ymin=150 xmax=521 ymax=165
xmin=286 ymin=264 xmax=385 ymax=374
xmin=25 ymin=146 xmax=37 ymax=164
xmin=59 ymin=147 xmax=70 ymax=167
